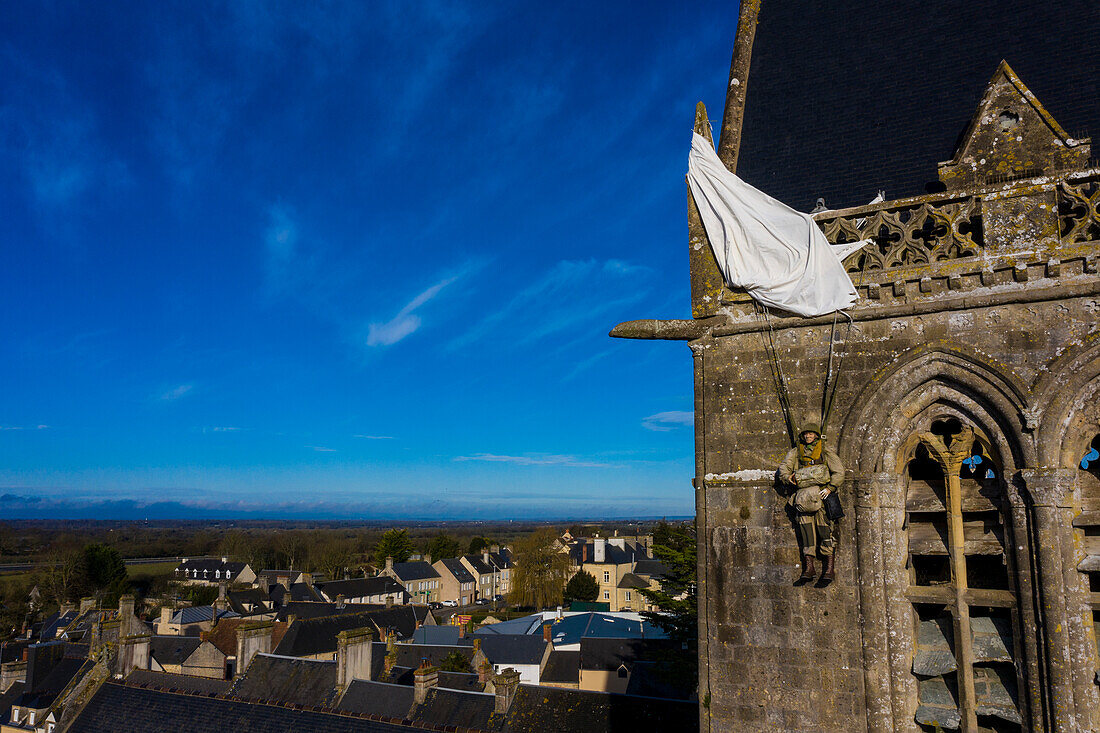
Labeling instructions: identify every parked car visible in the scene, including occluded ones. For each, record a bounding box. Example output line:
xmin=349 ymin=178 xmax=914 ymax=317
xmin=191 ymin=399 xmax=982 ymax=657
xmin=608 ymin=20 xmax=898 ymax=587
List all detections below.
xmin=475 ymin=598 xmax=489 ymax=605
xmin=441 ymin=599 xmax=458 ymax=607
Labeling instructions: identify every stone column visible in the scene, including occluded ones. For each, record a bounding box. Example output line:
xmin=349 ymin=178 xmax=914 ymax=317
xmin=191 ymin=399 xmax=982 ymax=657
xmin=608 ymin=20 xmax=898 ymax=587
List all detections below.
xmin=853 ymin=473 xmax=896 ymax=732
xmin=1016 ymin=464 xmax=1086 ymax=726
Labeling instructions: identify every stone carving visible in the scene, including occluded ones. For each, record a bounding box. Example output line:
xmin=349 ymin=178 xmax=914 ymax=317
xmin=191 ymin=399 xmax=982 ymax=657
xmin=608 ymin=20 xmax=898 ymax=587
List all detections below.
xmin=1058 ymin=177 xmax=1100 ymax=244
xmin=817 ymin=197 xmax=983 ymax=272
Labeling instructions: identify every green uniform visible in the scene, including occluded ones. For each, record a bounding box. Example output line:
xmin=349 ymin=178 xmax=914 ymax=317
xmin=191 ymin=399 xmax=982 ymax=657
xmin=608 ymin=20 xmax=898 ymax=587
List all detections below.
xmin=779 ymin=438 xmax=844 ymax=557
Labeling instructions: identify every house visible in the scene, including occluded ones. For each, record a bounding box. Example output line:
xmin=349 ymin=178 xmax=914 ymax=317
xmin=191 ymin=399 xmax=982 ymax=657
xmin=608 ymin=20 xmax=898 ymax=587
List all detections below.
xmin=568 ymin=538 xmax=653 ymax=611
xmin=147 ymin=636 xmax=227 ymax=679
xmin=315 ymin=576 xmax=405 ymax=606
xmin=173 ymin=557 xmax=255 ymax=586
xmin=157 ymin=606 xmax=239 ymax=636
xmin=459 ymin=547 xmax=513 ymax=601
xmin=224 ymin=587 xmax=274 ymax=617
xmin=469 ymin=636 xmax=548 ymax=685
xmin=432 ymin=558 xmax=476 ymax=606
xmin=380 ymin=558 xmax=442 ymax=604
xmin=2 ymin=641 xmax=91 ymax=733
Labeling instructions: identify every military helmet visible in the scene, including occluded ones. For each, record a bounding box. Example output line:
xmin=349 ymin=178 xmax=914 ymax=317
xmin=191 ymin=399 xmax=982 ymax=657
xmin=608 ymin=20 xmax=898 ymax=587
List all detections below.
xmin=799 ymin=419 xmax=822 ymax=436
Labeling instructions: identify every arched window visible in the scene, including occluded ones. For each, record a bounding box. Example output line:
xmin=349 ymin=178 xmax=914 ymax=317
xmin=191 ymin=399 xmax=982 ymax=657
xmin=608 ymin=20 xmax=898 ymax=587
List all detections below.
xmin=904 ymin=418 xmax=1022 ymax=731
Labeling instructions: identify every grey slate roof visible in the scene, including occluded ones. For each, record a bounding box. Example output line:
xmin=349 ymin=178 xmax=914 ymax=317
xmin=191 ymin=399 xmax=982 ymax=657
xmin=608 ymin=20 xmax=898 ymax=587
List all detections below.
xmin=149 ymin=636 xmax=203 ymax=667
xmin=0 ymin=681 xmax=24 ymax=725
xmin=411 ymin=687 xmax=500 ymax=731
xmin=39 ymin=610 xmax=78 ymax=641
xmin=230 ymin=653 xmax=338 ymax=707
xmin=468 ymin=635 xmax=547 ymax=666
xmin=336 ymin=679 xmax=415 ymax=719
xmin=126 ymin=669 xmax=233 ymax=695
xmin=736 ymin=0 xmax=1100 ymax=212
xmin=369 ymin=643 xmax=474 ymax=682
xmin=578 ymin=638 xmax=681 ymax=672
xmin=317 ymin=576 xmax=404 ymax=601
xmin=616 ymin=573 xmax=650 ymax=590
xmin=439 ymin=558 xmax=475 ymax=583
xmin=68 ymin=681 xmax=412 ymax=732
xmin=275 ymin=601 xmax=380 ymax=621
xmin=631 ymin=559 xmax=669 ymax=578
xmin=501 ymin=685 xmax=698 ymax=733
xmin=437 ymin=671 xmax=485 ymax=692
xmin=411 ymin=625 xmax=461 ymax=646
xmin=273 ymin=607 xmax=426 ymax=657
xmin=269 ymin=581 xmax=324 ymax=605
xmin=226 ymin=587 xmax=271 ymax=616
xmin=569 ymin=541 xmax=645 ymax=566
xmin=169 ymin=606 xmax=239 ymax=625
xmin=389 ymin=562 xmax=440 ymax=582
xmin=540 ymin=650 xmax=580 ymax=684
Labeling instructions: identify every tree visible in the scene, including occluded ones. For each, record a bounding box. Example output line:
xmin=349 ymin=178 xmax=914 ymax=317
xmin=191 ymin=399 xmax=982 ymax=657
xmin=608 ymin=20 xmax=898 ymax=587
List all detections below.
xmin=80 ymin=543 xmax=127 ymax=589
xmin=467 ymin=536 xmax=493 ymax=555
xmin=36 ymin=546 xmax=83 ymax=605
xmin=638 ymin=520 xmax=697 ymax=688
xmin=563 ymin=570 xmax=599 ymax=604
xmin=509 ymin=528 xmax=572 ymax=609
xmin=374 ymin=529 xmax=414 ymax=566
xmin=438 ymin=650 xmax=473 ymax=673
xmin=310 ymin=538 xmax=357 ymax=580
xmin=425 ymin=533 xmax=461 ymax=561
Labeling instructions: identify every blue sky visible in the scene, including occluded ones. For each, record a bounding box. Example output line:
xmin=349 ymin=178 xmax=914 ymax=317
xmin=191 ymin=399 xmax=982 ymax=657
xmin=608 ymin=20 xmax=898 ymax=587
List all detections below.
xmin=0 ymin=1 xmax=738 ymax=520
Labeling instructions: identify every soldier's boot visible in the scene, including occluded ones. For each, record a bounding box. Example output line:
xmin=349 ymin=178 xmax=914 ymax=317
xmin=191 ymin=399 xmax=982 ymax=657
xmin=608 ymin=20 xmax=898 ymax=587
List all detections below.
xmin=821 ymin=553 xmax=835 ymax=582
xmin=799 ymin=554 xmax=816 ymax=581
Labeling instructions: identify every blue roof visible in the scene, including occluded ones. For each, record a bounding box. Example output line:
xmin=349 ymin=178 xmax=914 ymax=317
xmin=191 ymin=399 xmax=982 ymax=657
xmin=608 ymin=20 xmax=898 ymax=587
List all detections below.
xmin=471 ymin=614 xmax=545 ymax=636
xmin=169 ymin=607 xmax=239 ymax=625
xmin=546 ymin=613 xmax=667 ymax=646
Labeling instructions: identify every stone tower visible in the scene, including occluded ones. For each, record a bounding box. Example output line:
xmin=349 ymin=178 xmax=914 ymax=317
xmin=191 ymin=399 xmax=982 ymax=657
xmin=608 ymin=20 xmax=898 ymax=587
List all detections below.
xmin=612 ymin=1 xmax=1100 ymax=730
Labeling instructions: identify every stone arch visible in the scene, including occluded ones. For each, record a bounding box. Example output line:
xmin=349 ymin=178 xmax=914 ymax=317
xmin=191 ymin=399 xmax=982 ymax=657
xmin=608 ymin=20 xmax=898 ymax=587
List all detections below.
xmin=839 ymin=345 xmax=1032 ymax=473
xmin=1033 ymin=332 xmax=1100 ymax=467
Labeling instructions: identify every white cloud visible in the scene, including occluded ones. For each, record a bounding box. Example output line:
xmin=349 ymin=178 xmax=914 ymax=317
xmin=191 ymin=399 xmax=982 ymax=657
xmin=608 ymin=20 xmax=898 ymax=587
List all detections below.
xmin=642 ymin=411 xmax=694 ymax=432
xmin=453 ymin=453 xmax=612 ymax=468
xmin=308 ymin=445 xmax=337 ymax=452
xmin=159 ymin=384 xmax=193 ymax=402
xmin=205 ymin=426 xmax=242 ymax=433
xmin=366 ymin=275 xmax=459 ymax=347
xmin=353 ymin=434 xmax=395 ymax=440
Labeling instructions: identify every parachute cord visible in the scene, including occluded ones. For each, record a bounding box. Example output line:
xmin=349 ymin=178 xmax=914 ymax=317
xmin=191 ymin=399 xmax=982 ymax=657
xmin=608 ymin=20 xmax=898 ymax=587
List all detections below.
xmin=758 ymin=303 xmax=796 ymax=448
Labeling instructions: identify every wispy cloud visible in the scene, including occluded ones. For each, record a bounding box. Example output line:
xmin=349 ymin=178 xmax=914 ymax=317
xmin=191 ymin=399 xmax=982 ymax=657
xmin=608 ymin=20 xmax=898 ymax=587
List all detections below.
xmin=366 ymin=275 xmax=459 ymax=347
xmin=454 ymin=453 xmax=613 ymax=468
xmin=158 ymin=384 xmax=193 ymax=402
xmin=203 ymin=426 xmax=242 ymax=433
xmin=642 ymin=411 xmax=693 ymax=432
xmin=308 ymin=445 xmax=337 ymax=452
xmin=354 ymin=434 xmax=395 ymax=440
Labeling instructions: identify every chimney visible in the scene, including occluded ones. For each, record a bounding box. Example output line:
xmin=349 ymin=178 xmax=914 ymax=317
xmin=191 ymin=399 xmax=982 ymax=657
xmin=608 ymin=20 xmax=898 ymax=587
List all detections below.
xmin=59 ymin=602 xmax=75 ymax=616
xmin=0 ymin=660 xmax=27 ymax=693
xmin=492 ymin=668 xmax=521 ymax=714
xmin=303 ymin=573 xmax=313 ymax=587
xmin=490 ymin=545 xmax=500 ymax=554
xmin=383 ymin=635 xmax=397 ymax=676
xmin=413 ymin=661 xmax=439 ymax=704
xmin=594 ymin=538 xmax=606 ymax=564
xmin=336 ymin=595 xmax=345 ymax=610
xmin=159 ymin=604 xmax=174 ymax=631
xmin=235 ymin=621 xmax=273 ymax=676
xmin=218 ymin=583 xmax=227 ymax=601
xmin=458 ymin=624 xmax=465 ymax=639
xmin=542 ymin=624 xmax=552 ymax=643
xmin=221 ymin=556 xmax=228 ymax=564
xmin=384 ymin=556 xmax=394 ymax=572
xmin=79 ymin=597 xmax=96 ymax=616
xmin=482 ymin=551 xmax=490 ymax=565
xmin=335 ymin=627 xmax=376 ymax=689
xmin=582 ymin=543 xmax=589 ymax=564
xmin=613 ymin=529 xmax=619 ymax=537
xmin=117 ymin=634 xmax=151 ymax=677
xmin=385 ymin=596 xmax=394 ymax=609
xmin=279 ymin=575 xmax=291 ymax=591
xmin=424 ymin=554 xmax=432 ymax=565
xmin=477 ymin=659 xmax=492 ymax=685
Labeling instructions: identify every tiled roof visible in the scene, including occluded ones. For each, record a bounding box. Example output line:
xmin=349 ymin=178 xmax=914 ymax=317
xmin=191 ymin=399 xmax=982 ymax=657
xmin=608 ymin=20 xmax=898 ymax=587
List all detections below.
xmin=616 ymin=573 xmax=650 ymax=590
xmin=411 ymin=625 xmax=461 ymax=646
xmin=468 ymin=635 xmax=547 ymax=666
xmin=411 ymin=687 xmax=500 ymax=731
xmin=18 ymin=656 xmax=90 ymax=710
xmin=201 ymin=619 xmax=291 ymax=657
xmin=275 ymin=601 xmax=380 ymax=621
xmin=502 ymin=685 xmax=698 ymax=733
xmin=149 ymin=636 xmax=203 ymax=667
xmin=0 ymin=639 xmax=30 ymax=663
xmin=369 ymin=643 xmax=473 ymax=682
xmin=540 ymin=650 xmax=580 ymax=684
xmin=336 ymin=679 xmax=415 ymax=719
xmin=0 ymin=681 xmax=24 ymax=724
xmin=317 ymin=577 xmax=403 ymax=601
xmin=389 ymin=562 xmax=440 ymax=582
xmin=273 ymin=607 xmax=426 ymax=657
xmin=570 ymin=541 xmax=644 ymax=566
xmin=631 ymin=559 xmax=669 ymax=578
xmin=438 ymin=558 xmax=475 ymax=584
xmin=269 ymin=581 xmax=324 ymax=604
xmin=125 ymin=669 xmax=232 ymax=696
xmin=436 ymin=671 xmax=485 ymax=692
xmin=735 ymin=0 xmax=1100 ymax=212
xmin=67 ymin=681 xmax=413 ymax=732
xmin=39 ymin=610 xmax=78 ymax=641
xmin=577 ymin=638 xmax=681 ymax=672
xmin=226 ymin=587 xmax=271 ymax=615
xmin=229 ymin=653 xmax=338 ymax=707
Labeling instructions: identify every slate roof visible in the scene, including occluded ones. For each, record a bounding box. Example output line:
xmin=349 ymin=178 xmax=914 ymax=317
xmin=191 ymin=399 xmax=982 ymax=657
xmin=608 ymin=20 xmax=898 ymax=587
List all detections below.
xmin=389 ymin=562 xmax=440 ymax=582
xmin=317 ymin=577 xmax=404 ymax=601
xmin=149 ymin=636 xmax=203 ymax=667
xmin=126 ymin=669 xmax=233 ymax=695
xmin=735 ymin=0 xmax=1100 ymax=212
xmin=468 ymin=635 xmax=547 ymax=666
xmin=273 ymin=607 xmax=423 ymax=657
xmin=369 ymin=643 xmax=474 ymax=682
xmin=275 ymin=601 xmax=379 ymax=621
xmin=174 ymin=558 xmax=250 ymax=579
xmin=169 ymin=606 xmax=239 ymax=625
xmin=631 ymin=559 xmax=669 ymax=578
xmin=412 ymin=625 xmax=461 ymax=646
xmin=39 ymin=610 xmax=78 ymax=641
xmin=540 ymin=650 xmax=581 ymax=684
xmin=0 ymin=681 xmax=23 ymax=724
xmin=226 ymin=587 xmax=271 ymax=615
xmin=624 ymin=661 xmax=697 ymax=701
xmin=18 ymin=655 xmax=90 ymax=710
xmin=336 ymin=679 xmax=415 ymax=719
xmin=616 ymin=573 xmax=650 ymax=590
xmin=269 ymin=581 xmax=324 ymax=605
xmin=438 ymin=558 xmax=475 ymax=584
xmin=437 ymin=671 xmax=485 ymax=692
xmin=569 ymin=541 xmax=645 ymax=566
xmin=0 ymin=639 xmax=30 ymax=663
xmin=545 ymin=613 xmax=667 ymax=646
xmin=501 ymin=685 xmax=699 ymax=733
xmin=229 ymin=653 xmax=339 ymax=707
xmin=578 ymin=638 xmax=681 ymax=672
xmin=472 ymin=615 xmax=546 ymax=636
xmin=67 ymin=681 xmax=412 ymax=732
xmin=412 ymin=687 xmax=501 ymax=731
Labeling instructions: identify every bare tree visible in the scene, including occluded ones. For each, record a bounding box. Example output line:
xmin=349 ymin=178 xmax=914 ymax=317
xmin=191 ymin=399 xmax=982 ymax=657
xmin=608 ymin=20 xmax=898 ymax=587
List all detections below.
xmin=509 ymin=528 xmax=572 ymax=609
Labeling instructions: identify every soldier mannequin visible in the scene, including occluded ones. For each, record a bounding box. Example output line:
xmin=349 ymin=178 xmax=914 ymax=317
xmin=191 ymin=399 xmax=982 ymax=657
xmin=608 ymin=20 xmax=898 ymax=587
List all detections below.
xmin=778 ymin=421 xmax=845 ymax=582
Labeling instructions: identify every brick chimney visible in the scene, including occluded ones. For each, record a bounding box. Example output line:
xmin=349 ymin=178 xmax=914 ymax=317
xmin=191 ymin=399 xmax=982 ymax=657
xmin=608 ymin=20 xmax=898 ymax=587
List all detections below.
xmin=384 ymin=556 xmax=394 ymax=573
xmin=413 ymin=660 xmax=439 ymax=704
xmin=335 ymin=627 xmax=376 ymax=690
xmin=477 ymin=659 xmax=493 ymax=685
xmin=117 ymin=634 xmax=151 ymax=677
xmin=424 ymin=554 xmax=432 ymax=564
xmin=492 ymin=668 xmax=521 ymax=713
xmin=79 ymin=597 xmax=96 ymax=616
xmin=542 ymin=624 xmax=552 ymax=643
xmin=235 ymin=621 xmax=273 ymax=676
